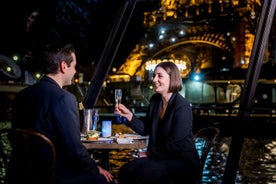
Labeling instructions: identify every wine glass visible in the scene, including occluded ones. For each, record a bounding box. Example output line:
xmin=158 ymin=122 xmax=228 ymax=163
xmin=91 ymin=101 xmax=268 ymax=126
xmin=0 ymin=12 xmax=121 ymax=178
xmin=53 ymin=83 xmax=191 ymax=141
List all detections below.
xmin=115 ymin=89 xmax=122 ymax=123
xmin=115 ymin=89 xmax=122 ymax=105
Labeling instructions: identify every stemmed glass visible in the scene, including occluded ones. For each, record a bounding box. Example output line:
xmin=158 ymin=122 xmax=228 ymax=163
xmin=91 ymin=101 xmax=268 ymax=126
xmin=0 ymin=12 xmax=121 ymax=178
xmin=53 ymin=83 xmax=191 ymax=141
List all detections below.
xmin=115 ymin=89 xmax=122 ymax=105
xmin=115 ymin=89 xmax=122 ymax=123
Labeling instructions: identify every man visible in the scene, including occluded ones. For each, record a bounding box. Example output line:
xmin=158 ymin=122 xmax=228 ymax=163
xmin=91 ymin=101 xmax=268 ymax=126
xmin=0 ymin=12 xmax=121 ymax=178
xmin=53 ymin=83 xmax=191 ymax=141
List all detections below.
xmin=7 ymin=42 xmax=114 ymax=184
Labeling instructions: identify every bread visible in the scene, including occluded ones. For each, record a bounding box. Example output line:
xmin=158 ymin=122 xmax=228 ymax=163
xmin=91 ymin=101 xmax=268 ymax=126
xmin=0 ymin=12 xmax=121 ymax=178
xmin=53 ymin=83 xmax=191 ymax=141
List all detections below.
xmin=87 ymin=136 xmax=98 ymax=141
xmin=119 ymin=133 xmax=125 ymax=138
xmin=86 ymin=130 xmax=100 ymax=140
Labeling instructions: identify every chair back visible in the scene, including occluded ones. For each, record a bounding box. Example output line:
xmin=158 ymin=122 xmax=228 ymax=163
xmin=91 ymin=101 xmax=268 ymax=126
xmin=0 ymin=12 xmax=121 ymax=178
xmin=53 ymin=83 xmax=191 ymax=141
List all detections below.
xmin=193 ymin=127 xmax=220 ymax=183
xmin=1 ymin=128 xmax=56 ymax=184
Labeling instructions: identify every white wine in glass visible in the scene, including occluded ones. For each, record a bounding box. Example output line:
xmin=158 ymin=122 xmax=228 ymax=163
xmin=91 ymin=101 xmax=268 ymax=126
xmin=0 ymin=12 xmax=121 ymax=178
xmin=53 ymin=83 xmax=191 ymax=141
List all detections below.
xmin=115 ymin=89 xmax=122 ymax=123
xmin=115 ymin=89 xmax=122 ymax=105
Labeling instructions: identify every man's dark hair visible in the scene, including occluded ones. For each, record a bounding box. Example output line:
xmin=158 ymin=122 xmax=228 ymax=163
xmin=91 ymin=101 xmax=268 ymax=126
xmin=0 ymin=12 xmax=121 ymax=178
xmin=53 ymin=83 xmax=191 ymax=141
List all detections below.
xmin=40 ymin=42 xmax=75 ymax=74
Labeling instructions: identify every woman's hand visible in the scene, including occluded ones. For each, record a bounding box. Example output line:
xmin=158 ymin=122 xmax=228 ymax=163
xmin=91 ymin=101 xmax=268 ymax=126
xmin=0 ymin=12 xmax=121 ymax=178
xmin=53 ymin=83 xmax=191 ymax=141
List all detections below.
xmin=114 ymin=104 xmax=133 ymax=122
xmin=98 ymin=166 xmax=114 ymax=183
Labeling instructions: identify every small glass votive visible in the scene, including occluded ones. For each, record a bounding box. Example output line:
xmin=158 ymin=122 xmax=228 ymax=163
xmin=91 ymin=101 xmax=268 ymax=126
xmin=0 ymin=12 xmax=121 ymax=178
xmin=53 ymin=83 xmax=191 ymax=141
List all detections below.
xmin=101 ymin=120 xmax=112 ymax=137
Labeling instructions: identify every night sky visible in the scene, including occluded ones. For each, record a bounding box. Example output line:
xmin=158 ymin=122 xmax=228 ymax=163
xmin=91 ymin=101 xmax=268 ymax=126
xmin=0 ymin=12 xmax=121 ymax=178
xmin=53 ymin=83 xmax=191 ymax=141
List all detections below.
xmin=0 ymin=0 xmax=158 ymax=73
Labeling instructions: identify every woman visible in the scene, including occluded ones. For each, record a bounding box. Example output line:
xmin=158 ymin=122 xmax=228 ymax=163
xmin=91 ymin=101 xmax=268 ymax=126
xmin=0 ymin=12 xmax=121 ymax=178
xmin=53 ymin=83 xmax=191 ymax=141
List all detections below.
xmin=115 ymin=61 xmax=200 ymax=184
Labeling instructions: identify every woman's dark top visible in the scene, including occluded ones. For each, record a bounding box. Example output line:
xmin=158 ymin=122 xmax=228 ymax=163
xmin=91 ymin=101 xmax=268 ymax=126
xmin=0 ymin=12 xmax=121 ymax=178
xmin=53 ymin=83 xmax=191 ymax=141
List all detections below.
xmin=126 ymin=92 xmax=200 ymax=174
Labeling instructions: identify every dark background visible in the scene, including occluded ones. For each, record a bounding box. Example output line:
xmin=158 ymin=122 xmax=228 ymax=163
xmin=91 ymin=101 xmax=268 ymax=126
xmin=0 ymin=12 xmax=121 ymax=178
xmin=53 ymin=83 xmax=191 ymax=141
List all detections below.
xmin=0 ymin=0 xmax=159 ymax=72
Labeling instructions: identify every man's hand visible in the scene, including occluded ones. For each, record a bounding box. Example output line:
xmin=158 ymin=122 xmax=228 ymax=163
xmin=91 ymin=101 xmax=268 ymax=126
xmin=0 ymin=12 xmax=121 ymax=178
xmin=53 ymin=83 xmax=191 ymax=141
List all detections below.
xmin=98 ymin=166 xmax=114 ymax=183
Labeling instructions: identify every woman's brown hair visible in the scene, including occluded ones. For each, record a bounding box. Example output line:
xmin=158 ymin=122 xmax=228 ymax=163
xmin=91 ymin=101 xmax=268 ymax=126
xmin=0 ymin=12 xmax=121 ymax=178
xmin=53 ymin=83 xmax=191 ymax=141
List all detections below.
xmin=154 ymin=61 xmax=182 ymax=92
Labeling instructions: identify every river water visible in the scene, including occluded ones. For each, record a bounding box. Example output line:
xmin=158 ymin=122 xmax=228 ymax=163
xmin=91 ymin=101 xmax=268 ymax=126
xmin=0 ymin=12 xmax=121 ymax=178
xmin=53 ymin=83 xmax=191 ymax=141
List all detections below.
xmin=103 ymin=135 xmax=276 ymax=184
xmin=199 ymin=136 xmax=276 ymax=184
xmin=1 ymin=122 xmax=275 ymax=183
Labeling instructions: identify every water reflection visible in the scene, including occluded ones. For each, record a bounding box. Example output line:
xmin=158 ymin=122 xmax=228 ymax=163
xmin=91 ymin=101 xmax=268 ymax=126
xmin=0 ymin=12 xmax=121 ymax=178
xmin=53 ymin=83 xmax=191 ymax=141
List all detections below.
xmin=106 ymin=136 xmax=276 ymax=184
xmin=1 ymin=121 xmax=275 ymax=183
xmin=235 ymin=138 xmax=276 ymax=184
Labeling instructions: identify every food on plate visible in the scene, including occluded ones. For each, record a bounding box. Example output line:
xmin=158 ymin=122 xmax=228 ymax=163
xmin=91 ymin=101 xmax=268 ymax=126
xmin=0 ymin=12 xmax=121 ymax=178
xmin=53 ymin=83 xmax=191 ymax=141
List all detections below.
xmin=119 ymin=133 xmax=125 ymax=138
xmin=86 ymin=130 xmax=100 ymax=140
xmin=114 ymin=132 xmax=125 ymax=138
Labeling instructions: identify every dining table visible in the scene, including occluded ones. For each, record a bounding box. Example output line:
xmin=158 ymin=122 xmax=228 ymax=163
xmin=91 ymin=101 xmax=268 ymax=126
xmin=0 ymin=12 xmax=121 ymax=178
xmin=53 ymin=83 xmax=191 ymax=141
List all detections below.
xmin=82 ymin=136 xmax=148 ymax=170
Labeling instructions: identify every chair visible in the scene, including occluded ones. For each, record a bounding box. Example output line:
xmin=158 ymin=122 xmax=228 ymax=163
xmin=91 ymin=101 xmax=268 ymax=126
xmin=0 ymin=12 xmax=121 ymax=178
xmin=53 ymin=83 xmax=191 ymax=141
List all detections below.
xmin=0 ymin=128 xmax=56 ymax=184
xmin=193 ymin=127 xmax=220 ymax=183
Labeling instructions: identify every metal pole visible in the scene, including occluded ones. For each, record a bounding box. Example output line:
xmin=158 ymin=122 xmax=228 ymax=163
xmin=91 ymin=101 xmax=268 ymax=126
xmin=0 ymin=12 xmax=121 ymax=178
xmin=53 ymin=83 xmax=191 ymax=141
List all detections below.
xmin=83 ymin=0 xmax=138 ymax=108
xmin=222 ymin=0 xmax=276 ymax=183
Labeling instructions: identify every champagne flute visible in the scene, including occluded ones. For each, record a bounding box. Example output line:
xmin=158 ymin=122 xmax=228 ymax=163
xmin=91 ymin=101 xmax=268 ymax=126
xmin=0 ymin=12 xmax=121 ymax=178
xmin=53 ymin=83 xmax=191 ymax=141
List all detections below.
xmin=115 ymin=89 xmax=122 ymax=105
xmin=115 ymin=89 xmax=122 ymax=123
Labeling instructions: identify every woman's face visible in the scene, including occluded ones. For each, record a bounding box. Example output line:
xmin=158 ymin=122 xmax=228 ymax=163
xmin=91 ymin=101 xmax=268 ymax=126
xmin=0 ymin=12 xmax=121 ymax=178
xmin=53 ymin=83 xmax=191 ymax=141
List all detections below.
xmin=152 ymin=66 xmax=170 ymax=95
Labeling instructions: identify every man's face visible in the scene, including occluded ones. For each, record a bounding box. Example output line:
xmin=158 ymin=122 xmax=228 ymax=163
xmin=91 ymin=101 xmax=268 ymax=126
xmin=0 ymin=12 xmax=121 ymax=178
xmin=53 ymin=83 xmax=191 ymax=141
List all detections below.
xmin=64 ymin=53 xmax=77 ymax=86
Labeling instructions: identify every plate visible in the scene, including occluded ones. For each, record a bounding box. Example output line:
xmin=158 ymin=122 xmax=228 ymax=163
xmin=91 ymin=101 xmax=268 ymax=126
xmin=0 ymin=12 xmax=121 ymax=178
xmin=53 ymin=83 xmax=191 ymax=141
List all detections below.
xmin=116 ymin=138 xmax=133 ymax=144
xmin=113 ymin=134 xmax=149 ymax=140
xmin=123 ymin=134 xmax=148 ymax=140
xmin=132 ymin=136 xmax=149 ymax=140
xmin=81 ymin=137 xmax=114 ymax=144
